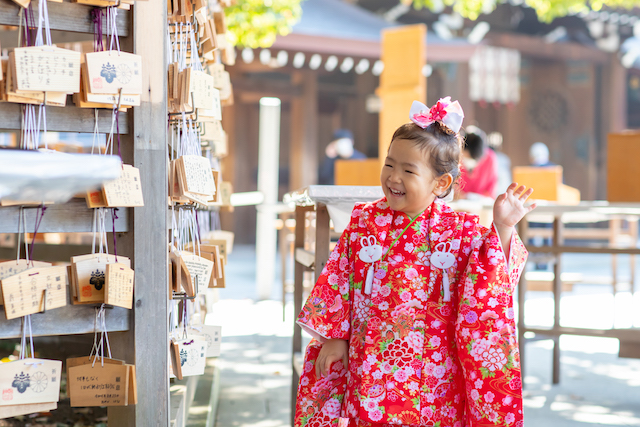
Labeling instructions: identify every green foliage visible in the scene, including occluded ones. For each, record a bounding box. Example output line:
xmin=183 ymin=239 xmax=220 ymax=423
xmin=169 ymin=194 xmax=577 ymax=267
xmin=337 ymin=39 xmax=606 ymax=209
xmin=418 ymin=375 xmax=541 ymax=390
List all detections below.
xmin=411 ymin=0 xmax=640 ymax=23
xmin=225 ymin=0 xmax=304 ymax=48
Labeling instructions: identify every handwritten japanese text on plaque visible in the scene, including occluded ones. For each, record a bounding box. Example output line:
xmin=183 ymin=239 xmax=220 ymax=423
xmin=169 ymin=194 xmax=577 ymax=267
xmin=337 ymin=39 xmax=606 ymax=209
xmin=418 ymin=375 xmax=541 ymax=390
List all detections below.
xmin=179 ymin=155 xmax=215 ymax=196
xmin=104 ymin=263 xmax=134 ymax=309
xmin=190 ymin=70 xmax=215 ymax=110
xmin=181 ymin=253 xmax=213 ymax=295
xmin=1 ymin=266 xmax=67 ymax=320
xmin=0 ymin=260 xmax=52 ymax=306
xmin=14 ymin=47 xmax=81 ymax=93
xmin=103 ymin=165 xmax=144 ymax=207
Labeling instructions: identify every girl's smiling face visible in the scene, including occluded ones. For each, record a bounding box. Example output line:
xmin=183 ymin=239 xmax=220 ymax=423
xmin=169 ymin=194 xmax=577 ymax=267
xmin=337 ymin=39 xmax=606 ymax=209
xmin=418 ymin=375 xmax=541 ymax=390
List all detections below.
xmin=381 ymin=138 xmax=452 ymax=218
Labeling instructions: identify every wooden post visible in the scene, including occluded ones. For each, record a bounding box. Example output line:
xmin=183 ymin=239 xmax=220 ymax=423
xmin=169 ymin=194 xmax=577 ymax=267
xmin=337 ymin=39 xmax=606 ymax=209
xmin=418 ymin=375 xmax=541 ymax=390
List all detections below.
xmin=551 ymin=217 xmax=563 ymax=385
xmin=291 ymin=205 xmax=308 ymax=425
xmin=517 ymin=218 xmax=529 ymax=381
xmin=377 ymin=24 xmax=426 ymax=165
xmin=290 ymin=70 xmax=318 ymax=190
xmin=108 ymin=0 xmax=169 ymax=425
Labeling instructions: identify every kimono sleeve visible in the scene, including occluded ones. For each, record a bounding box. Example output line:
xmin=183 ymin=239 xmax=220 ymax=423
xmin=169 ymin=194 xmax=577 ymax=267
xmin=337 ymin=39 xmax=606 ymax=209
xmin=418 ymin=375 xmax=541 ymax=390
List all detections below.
xmin=296 ymin=209 xmax=357 ymax=342
xmin=454 ymin=223 xmax=526 ymax=426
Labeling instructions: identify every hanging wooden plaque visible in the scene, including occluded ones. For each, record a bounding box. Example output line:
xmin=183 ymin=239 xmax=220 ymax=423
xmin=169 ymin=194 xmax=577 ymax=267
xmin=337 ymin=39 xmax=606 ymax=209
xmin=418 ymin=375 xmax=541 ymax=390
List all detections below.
xmin=85 ymin=51 xmax=142 ymax=95
xmin=5 ymin=53 xmax=44 ymax=104
xmin=197 ymin=87 xmax=222 ymax=121
xmin=190 ymin=70 xmax=216 ymax=111
xmin=72 ymin=255 xmax=131 ymax=303
xmin=68 ymin=362 xmax=129 ymax=407
xmin=171 ymin=338 xmax=206 ymax=377
xmin=187 ymin=325 xmax=222 ymax=358
xmin=208 ymin=63 xmax=225 ymax=89
xmin=169 ymin=249 xmax=193 ymax=297
xmin=104 ymin=263 xmax=135 ymax=309
xmin=200 ymin=119 xmax=224 ymax=141
xmin=13 ymin=47 xmax=81 ymax=93
xmin=102 ymin=164 xmax=145 ymax=207
xmin=0 ymin=401 xmax=57 ymax=419
xmin=1 ymin=266 xmax=67 ymax=320
xmin=169 ymin=339 xmax=183 ymax=380
xmin=177 ymin=155 xmax=215 ymax=197
xmin=218 ymin=71 xmax=232 ymax=100
xmin=65 ymin=356 xmax=124 ymax=400
xmin=0 ymin=358 xmax=62 ymax=405
xmin=181 ymin=252 xmax=213 ymax=295
xmin=80 ymin=63 xmax=138 ymax=107
xmin=0 ymin=260 xmax=52 ymax=306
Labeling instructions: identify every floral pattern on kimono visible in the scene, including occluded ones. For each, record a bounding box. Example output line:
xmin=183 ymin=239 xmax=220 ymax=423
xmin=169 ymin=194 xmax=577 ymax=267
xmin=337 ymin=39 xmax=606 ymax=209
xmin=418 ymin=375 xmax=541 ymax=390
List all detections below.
xmin=295 ymin=198 xmax=527 ymax=427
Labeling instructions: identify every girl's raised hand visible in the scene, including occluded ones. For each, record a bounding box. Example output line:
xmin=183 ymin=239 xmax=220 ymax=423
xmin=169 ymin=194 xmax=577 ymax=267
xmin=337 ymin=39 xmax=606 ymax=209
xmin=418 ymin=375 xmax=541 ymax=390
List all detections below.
xmin=493 ymin=183 xmax=537 ymax=229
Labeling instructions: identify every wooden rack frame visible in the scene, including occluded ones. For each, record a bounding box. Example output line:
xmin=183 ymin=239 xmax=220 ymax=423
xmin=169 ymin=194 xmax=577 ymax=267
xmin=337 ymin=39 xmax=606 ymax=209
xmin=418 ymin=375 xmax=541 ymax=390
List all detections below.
xmin=517 ymin=204 xmax=640 ymax=385
xmin=0 ymin=0 xmax=169 ymax=424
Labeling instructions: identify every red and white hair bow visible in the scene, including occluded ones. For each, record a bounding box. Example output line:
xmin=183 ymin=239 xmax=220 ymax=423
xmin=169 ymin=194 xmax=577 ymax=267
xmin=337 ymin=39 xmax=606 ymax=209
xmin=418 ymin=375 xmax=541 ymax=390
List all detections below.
xmin=409 ymin=97 xmax=464 ymax=134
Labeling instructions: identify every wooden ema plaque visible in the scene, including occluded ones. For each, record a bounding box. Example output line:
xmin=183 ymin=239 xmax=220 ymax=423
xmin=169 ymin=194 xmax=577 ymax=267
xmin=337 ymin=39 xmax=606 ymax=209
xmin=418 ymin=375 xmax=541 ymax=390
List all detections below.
xmin=169 ymin=339 xmax=183 ymax=380
xmin=104 ymin=263 xmax=135 ymax=309
xmin=85 ymin=51 xmax=142 ymax=95
xmin=102 ymin=165 xmax=145 ymax=207
xmin=218 ymin=71 xmax=232 ymax=101
xmin=78 ymin=64 xmax=138 ymax=108
xmin=181 ymin=252 xmax=214 ymax=295
xmin=0 ymin=401 xmax=57 ymax=419
xmin=66 ymin=356 xmax=124 ymax=400
xmin=202 ymin=230 xmax=234 ymax=258
xmin=184 ymin=243 xmax=222 ymax=287
xmin=190 ymin=70 xmax=216 ymax=111
xmin=169 ymin=160 xmax=188 ymax=204
xmin=170 ymin=338 xmax=206 ymax=378
xmin=208 ymin=63 xmax=225 ymax=89
xmin=187 ymin=325 xmax=222 ymax=357
xmin=1 ymin=266 xmax=68 ymax=320
xmin=71 ymin=254 xmax=131 ymax=304
xmin=176 ymin=155 xmax=216 ymax=197
xmin=87 ymin=164 xmax=144 ymax=208
xmin=66 ymin=357 xmax=136 ymax=405
xmin=0 ymin=260 xmax=52 ymax=306
xmin=0 ymin=358 xmax=62 ymax=405
xmin=196 ymin=86 xmax=222 ymax=120
xmin=13 ymin=46 xmax=81 ymax=93
xmin=169 ymin=248 xmax=194 ymax=297
xmin=208 ymin=170 xmax=221 ymax=205
xmin=68 ymin=362 xmax=134 ymax=407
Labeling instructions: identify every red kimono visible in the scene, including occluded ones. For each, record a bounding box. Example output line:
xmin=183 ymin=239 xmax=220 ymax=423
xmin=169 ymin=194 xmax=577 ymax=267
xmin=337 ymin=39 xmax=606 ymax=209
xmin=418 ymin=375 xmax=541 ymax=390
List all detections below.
xmin=295 ymin=198 xmax=526 ymax=427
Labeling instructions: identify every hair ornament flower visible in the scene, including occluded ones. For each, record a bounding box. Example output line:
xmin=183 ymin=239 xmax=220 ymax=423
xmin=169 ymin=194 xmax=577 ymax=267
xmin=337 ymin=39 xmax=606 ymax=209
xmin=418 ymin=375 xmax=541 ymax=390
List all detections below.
xmin=409 ymin=97 xmax=464 ymax=134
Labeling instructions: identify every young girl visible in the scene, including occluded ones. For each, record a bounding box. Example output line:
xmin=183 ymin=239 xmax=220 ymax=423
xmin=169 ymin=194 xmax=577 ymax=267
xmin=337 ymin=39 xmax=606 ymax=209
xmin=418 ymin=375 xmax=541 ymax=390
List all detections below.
xmin=294 ymin=98 xmax=535 ymax=427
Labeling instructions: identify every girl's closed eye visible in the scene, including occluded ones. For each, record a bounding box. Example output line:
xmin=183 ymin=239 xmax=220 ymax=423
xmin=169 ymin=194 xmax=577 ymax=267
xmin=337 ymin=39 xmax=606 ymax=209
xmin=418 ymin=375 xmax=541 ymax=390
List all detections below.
xmin=405 ymin=170 xmax=415 ymax=174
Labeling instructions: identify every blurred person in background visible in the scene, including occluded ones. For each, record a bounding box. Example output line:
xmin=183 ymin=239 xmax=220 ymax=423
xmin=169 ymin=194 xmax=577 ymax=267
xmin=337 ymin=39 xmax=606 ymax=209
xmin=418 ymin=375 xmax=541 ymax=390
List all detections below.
xmin=458 ymin=125 xmax=498 ymax=199
xmin=488 ymin=131 xmax=512 ymax=195
xmin=529 ymin=141 xmax=555 ymax=167
xmin=318 ymin=129 xmax=366 ymax=185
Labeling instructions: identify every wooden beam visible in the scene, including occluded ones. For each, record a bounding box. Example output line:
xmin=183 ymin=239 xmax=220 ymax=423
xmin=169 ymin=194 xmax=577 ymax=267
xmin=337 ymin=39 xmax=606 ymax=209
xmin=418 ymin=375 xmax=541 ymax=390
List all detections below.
xmin=271 ymin=33 xmax=476 ymax=63
xmin=0 ymin=244 xmax=92 ymax=262
xmin=0 ymin=304 xmax=130 ymax=339
xmin=232 ymin=75 xmax=302 ymax=99
xmin=0 ymin=103 xmax=129 ymax=134
xmin=108 ymin=0 xmax=169 ymax=425
xmin=0 ymin=29 xmax=94 ymax=49
xmin=485 ymin=32 xmax=610 ymax=63
xmin=0 ymin=0 xmax=129 ymax=36
xmin=0 ymin=199 xmax=128 ymax=233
